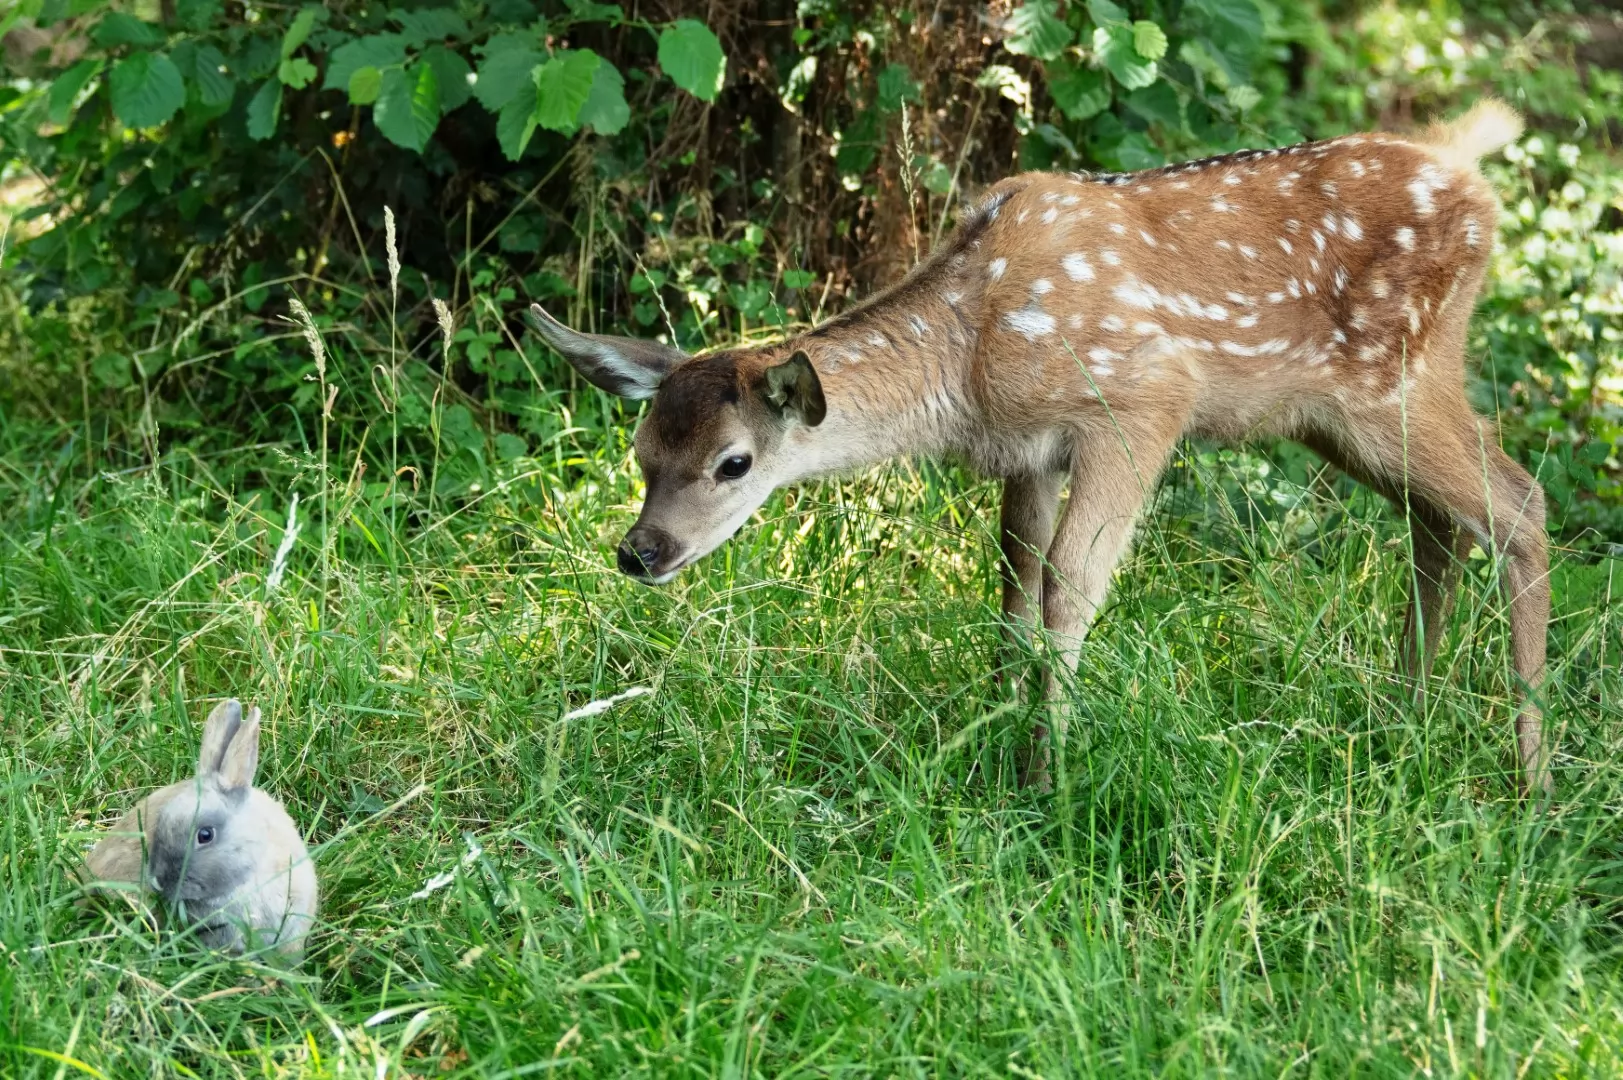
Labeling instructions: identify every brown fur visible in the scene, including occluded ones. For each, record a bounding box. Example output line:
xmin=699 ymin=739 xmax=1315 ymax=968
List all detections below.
xmin=530 ymin=99 xmax=1551 ymax=796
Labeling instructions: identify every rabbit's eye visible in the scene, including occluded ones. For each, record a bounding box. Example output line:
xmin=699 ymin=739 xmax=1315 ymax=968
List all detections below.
xmin=195 ymin=826 xmax=216 ymax=846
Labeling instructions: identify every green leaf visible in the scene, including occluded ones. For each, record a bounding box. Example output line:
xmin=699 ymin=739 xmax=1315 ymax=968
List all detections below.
xmin=375 ymin=62 xmax=441 ymax=152
xmin=278 ymin=56 xmax=317 ymax=89
xmin=532 ymin=49 xmax=598 ymax=133
xmin=281 ymin=7 xmax=319 ymax=58
xmin=562 ymin=0 xmax=624 ymax=24
xmin=1086 ymin=0 xmax=1129 ymax=26
xmin=246 ymin=78 xmax=281 ymax=139
xmin=1225 ymin=84 xmax=1261 ymax=112
xmin=1189 ymin=0 xmax=1263 ymax=42
xmin=578 ymin=57 xmax=629 ymax=135
xmin=1124 ymin=81 xmax=1181 ymax=130
xmin=1131 ymin=20 xmax=1168 ymax=61
xmin=1046 ymin=59 xmax=1110 ymax=121
xmin=392 ymin=8 xmax=469 ymax=45
xmin=1187 ymin=0 xmax=1263 ymax=81
xmin=876 ymin=63 xmax=921 ymax=112
xmin=1095 ymin=129 xmax=1162 ymax=171
xmin=473 ymin=46 xmax=542 ymax=112
xmin=1094 ymin=23 xmax=1157 ymax=90
xmin=1006 ymin=0 xmax=1072 ymax=62
xmin=176 ymin=0 xmax=220 ymax=31
xmin=494 ymin=433 xmax=528 ymax=461
xmin=324 ymin=35 xmax=407 ymax=93
xmin=348 ymin=66 xmax=382 ymax=105
xmin=184 ymin=44 xmax=234 ymax=107
xmin=47 ymin=58 xmax=101 ymax=125
xmin=496 ymin=91 xmax=538 ymax=160
xmin=657 ymin=19 xmax=725 ymax=102
xmin=109 ymin=52 xmax=186 ymax=129
xmin=781 ymin=269 xmax=815 ymax=289
xmin=422 ymin=45 xmax=472 ymax=111
xmin=92 ymin=12 xmax=165 ymax=48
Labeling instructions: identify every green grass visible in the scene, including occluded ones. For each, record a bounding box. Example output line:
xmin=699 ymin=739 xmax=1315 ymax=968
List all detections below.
xmin=0 ymin=414 xmax=1620 ymax=1079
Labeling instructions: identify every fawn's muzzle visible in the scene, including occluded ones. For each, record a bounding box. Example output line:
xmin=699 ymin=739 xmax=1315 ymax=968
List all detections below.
xmin=616 ymin=525 xmax=680 ymax=582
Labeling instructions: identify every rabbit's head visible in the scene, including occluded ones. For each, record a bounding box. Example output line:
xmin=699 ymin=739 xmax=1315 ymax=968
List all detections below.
xmin=145 ymin=699 xmax=266 ymax=922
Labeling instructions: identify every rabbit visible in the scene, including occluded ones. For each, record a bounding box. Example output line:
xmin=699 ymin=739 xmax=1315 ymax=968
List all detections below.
xmin=75 ymin=699 xmax=318 ymax=960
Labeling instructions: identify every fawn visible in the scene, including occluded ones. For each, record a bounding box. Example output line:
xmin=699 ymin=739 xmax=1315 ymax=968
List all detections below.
xmin=527 ymin=99 xmax=1550 ymax=795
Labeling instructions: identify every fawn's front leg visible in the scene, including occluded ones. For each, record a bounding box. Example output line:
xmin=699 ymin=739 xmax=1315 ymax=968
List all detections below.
xmin=998 ymin=471 xmax=1063 ymax=687
xmin=1023 ymin=413 xmax=1186 ymax=791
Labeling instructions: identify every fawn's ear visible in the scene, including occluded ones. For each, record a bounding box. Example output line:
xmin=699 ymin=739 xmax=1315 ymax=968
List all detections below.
xmin=197 ymin=699 xmax=244 ymax=777
xmin=759 ymin=351 xmax=826 ymax=427
xmin=526 ymin=303 xmax=687 ymax=400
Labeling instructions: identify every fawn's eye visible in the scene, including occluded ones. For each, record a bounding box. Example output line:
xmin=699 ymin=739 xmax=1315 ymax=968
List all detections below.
xmin=717 ymin=454 xmax=752 ymax=480
xmin=195 ymin=826 xmax=216 ymax=846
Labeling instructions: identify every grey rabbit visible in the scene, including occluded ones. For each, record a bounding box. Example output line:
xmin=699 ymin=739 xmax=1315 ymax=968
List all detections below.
xmin=76 ymin=699 xmax=318 ymax=960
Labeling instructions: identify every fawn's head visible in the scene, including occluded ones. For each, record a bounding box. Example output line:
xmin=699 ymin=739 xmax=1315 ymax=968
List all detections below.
xmin=527 ymin=304 xmax=825 ymax=583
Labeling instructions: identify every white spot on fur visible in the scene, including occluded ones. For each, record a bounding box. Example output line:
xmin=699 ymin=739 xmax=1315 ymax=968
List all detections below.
xmin=1042 ymin=207 xmax=1060 ymax=224
xmin=1278 ymin=237 xmax=1294 ymax=254
xmin=1332 ymin=266 xmax=1348 ymax=294
xmin=1285 ymin=218 xmax=1301 ymax=233
xmin=1110 ymin=222 xmax=1127 ymax=235
xmin=1099 ymin=314 xmax=1126 ymax=332
xmin=1032 ymin=278 xmax=1054 ymax=296
xmin=1210 ymin=196 xmax=1236 ymax=213
xmin=909 ymin=315 xmax=929 ymax=338
xmin=1133 ymin=321 xmax=1164 ymax=335
xmin=1331 ymin=328 xmax=1347 ymax=344
xmin=1004 ymin=306 xmax=1055 ymax=341
xmin=1312 ymin=230 xmax=1326 ymax=253
xmin=1395 ymin=226 xmax=1415 ymax=251
xmin=1383 ymin=375 xmax=1419 ymax=405
xmin=1321 ymin=214 xmax=1339 ymax=236
xmin=1101 ymin=249 xmax=1121 ymax=266
xmin=1358 ymin=343 xmax=1383 ymax=362
xmin=1017 ymin=209 xmax=1029 ymax=224
xmin=1321 ymin=181 xmax=1339 ymax=198
xmin=1139 ymin=230 xmax=1158 ymax=247
xmin=1225 ymin=292 xmax=1256 ymax=307
xmin=1239 ymin=244 xmax=1259 ymax=260
xmin=1371 ymin=277 xmax=1390 ymax=299
xmin=1111 ymin=277 xmax=1227 ymax=320
xmin=1061 ymin=253 xmax=1095 ymax=282
xmin=1067 ymin=313 xmax=1084 ymax=330
xmin=1348 ymin=160 xmax=1367 ymax=178
xmin=1408 ymin=163 xmax=1449 ymax=216
xmin=1268 ymin=291 xmax=1286 ymax=304
xmin=1237 ymin=313 xmax=1259 ymax=328
xmin=988 ymin=258 xmax=1007 ymax=280
xmin=1219 ymin=338 xmax=1290 ymax=357
xmin=1216 ymin=239 xmax=1234 ymax=251
xmin=1341 ymin=215 xmax=1363 ymax=240
xmin=1060 ymin=194 xmax=1080 ymax=206
xmin=1464 ymin=217 xmax=1481 ymax=247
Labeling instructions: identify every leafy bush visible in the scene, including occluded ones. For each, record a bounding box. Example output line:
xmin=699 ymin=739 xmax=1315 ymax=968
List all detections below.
xmin=0 ymin=0 xmax=1619 ymax=537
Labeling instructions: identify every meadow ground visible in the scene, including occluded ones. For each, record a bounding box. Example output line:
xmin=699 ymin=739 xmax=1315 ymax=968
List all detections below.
xmin=1 ymin=416 xmax=1619 ymax=1079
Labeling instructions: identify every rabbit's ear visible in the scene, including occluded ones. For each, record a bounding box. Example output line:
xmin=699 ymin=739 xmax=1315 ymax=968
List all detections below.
xmin=198 ymin=699 xmax=244 ymax=777
xmin=217 ymin=706 xmax=261 ymax=792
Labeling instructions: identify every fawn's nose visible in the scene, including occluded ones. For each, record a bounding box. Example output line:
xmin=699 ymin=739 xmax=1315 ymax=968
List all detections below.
xmin=616 ymin=526 xmax=674 ymax=580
